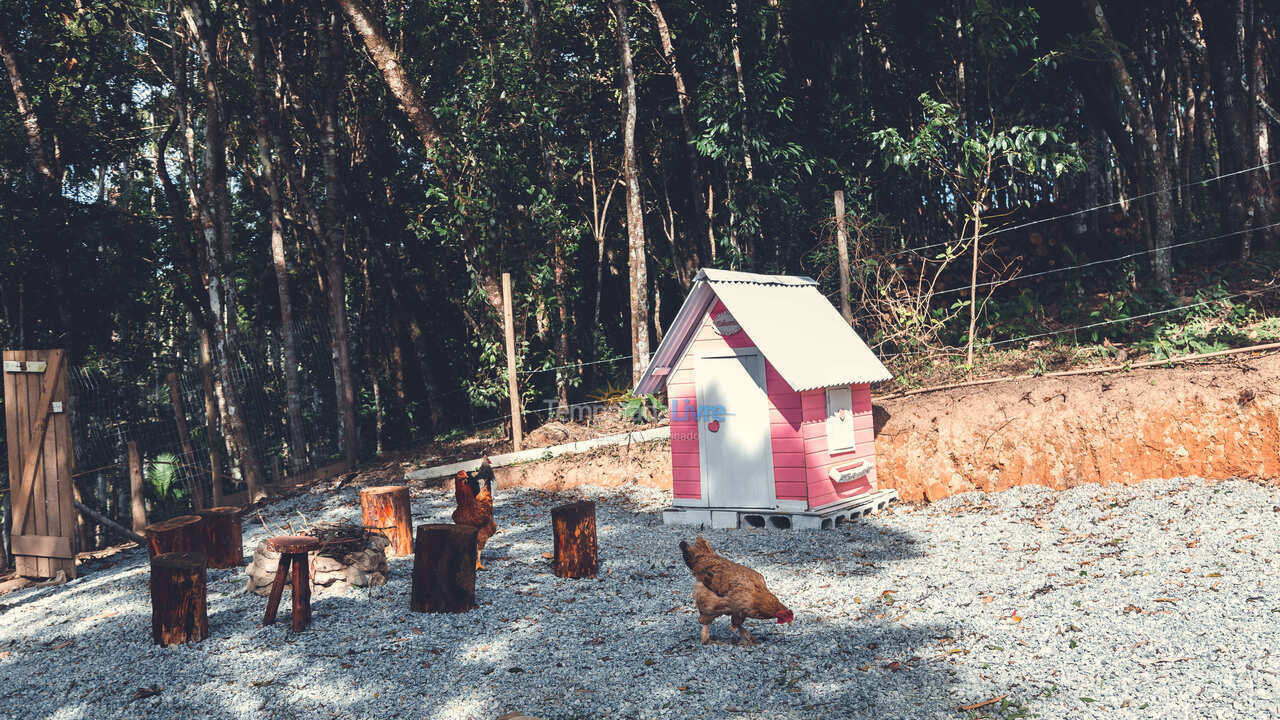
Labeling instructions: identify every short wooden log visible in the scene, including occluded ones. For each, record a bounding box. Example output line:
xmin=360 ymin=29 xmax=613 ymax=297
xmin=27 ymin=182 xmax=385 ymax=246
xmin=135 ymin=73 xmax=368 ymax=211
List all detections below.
xmin=150 ymin=552 xmax=209 ymax=646
xmin=410 ymin=523 xmax=477 ymax=613
xmin=552 ymin=500 xmax=598 ymax=579
xmin=145 ymin=515 xmax=205 ymax=559
xmin=195 ymin=506 xmax=243 ymax=569
xmin=360 ymin=485 xmax=413 ymax=557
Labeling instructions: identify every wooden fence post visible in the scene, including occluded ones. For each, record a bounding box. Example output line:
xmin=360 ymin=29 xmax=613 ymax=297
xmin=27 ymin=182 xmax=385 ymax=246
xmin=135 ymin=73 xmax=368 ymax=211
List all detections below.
xmin=128 ymin=441 xmax=147 ymax=533
xmin=501 ymin=272 xmax=523 ymax=450
xmin=834 ymin=189 xmax=852 ymax=324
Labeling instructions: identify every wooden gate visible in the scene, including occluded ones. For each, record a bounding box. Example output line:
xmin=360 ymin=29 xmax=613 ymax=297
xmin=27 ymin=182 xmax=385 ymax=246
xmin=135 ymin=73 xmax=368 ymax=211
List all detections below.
xmin=3 ymin=349 xmax=77 ymax=579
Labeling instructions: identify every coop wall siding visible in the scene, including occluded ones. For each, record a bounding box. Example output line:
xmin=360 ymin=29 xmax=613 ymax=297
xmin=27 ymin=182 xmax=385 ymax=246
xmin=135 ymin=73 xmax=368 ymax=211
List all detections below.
xmin=801 ymin=384 xmax=876 ymax=509
xmin=665 ymin=298 xmax=819 ymax=505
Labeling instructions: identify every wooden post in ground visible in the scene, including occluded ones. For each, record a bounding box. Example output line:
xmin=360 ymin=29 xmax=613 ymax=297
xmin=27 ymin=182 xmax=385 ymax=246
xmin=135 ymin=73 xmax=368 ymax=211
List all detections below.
xmin=501 ymin=272 xmax=523 ymax=451
xmin=128 ymin=441 xmax=147 ymax=533
xmin=360 ymin=486 xmax=413 ymax=556
xmin=834 ymin=189 xmax=852 ymax=324
xmin=551 ymin=500 xmax=598 ymax=578
xmin=150 ymin=551 xmax=209 ymax=646
xmin=145 ymin=515 xmax=205 ymax=559
xmin=196 ymin=506 xmax=242 ymax=568
xmin=411 ymin=523 xmax=478 ymax=613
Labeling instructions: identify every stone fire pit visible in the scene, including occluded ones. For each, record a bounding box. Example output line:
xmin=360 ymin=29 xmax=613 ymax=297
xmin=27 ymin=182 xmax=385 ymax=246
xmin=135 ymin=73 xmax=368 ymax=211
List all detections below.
xmin=244 ymin=523 xmax=390 ymax=596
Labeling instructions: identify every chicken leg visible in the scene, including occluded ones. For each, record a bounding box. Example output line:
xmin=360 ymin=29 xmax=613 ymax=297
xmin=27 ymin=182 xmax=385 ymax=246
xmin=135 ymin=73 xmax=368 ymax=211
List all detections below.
xmin=731 ymin=615 xmax=756 ymax=646
xmin=699 ymin=616 xmax=714 ymax=645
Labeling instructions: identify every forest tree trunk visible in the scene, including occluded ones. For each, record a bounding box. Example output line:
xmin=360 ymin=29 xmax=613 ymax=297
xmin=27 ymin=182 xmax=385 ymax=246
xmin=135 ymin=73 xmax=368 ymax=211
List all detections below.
xmin=332 ymin=0 xmax=443 ymax=154
xmin=649 ymin=0 xmax=707 ymax=284
xmin=248 ymin=0 xmax=310 ymax=473
xmin=184 ymin=0 xmax=267 ymax=501
xmin=314 ymin=2 xmax=359 ymax=467
xmin=1083 ymin=0 xmax=1174 ymax=293
xmin=613 ymin=0 xmax=651 ymax=384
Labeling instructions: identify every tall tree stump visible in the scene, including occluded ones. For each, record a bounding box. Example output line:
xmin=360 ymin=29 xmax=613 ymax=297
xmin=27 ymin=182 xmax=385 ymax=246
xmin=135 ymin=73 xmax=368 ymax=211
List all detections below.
xmin=145 ymin=515 xmax=205 ymax=559
xmin=150 ymin=552 xmax=209 ymax=646
xmin=196 ymin=506 xmax=243 ymax=568
xmin=411 ymin=524 xmax=477 ymax=613
xmin=360 ymin=485 xmax=413 ymax=556
xmin=552 ymin=501 xmax=598 ymax=578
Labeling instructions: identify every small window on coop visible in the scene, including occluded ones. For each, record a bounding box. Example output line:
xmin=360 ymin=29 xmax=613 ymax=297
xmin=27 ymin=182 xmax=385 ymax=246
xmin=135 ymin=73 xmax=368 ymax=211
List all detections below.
xmin=825 ymin=387 xmax=856 ymax=454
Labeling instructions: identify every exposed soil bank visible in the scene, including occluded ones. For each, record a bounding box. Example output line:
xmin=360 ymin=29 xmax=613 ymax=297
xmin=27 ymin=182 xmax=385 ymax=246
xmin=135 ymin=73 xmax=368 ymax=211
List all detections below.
xmin=488 ymin=354 xmax=1280 ymax=503
xmin=493 ymin=440 xmax=672 ymax=493
xmin=876 ymin=353 xmax=1280 ymax=501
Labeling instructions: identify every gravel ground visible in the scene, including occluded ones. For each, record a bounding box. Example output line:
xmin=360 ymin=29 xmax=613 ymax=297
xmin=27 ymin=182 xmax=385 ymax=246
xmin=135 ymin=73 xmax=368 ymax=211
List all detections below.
xmin=1 ymin=476 xmax=1278 ymax=720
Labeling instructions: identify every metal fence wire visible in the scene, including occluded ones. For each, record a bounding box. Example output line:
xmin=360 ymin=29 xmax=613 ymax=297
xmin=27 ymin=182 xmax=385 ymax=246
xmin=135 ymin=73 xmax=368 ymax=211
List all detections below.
xmin=0 ymin=318 xmax=346 ymax=551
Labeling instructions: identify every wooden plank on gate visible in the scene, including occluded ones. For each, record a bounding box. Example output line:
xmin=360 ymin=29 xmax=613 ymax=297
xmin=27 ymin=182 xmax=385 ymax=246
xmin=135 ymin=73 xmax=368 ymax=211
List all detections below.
xmin=9 ymin=350 xmax=64 ymax=541
xmin=3 ymin=351 xmax=24 ymax=575
xmin=10 ymin=534 xmax=74 ymax=559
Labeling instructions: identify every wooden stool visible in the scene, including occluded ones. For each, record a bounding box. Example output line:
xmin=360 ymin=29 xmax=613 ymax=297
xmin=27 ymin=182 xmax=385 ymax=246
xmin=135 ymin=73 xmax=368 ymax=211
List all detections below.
xmin=145 ymin=515 xmax=205 ymax=559
xmin=195 ymin=506 xmax=243 ymax=568
xmin=262 ymin=535 xmax=319 ymax=631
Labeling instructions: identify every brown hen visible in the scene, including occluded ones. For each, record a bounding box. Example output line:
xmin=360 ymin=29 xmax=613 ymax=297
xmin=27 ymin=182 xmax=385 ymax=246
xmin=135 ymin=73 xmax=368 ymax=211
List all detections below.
xmin=453 ymin=458 xmax=497 ymax=570
xmin=679 ymin=535 xmax=794 ymax=645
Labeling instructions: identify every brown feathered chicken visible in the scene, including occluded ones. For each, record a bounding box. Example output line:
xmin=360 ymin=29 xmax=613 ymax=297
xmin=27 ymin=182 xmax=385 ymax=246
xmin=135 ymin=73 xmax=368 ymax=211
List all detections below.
xmin=453 ymin=458 xmax=497 ymax=570
xmin=679 ymin=536 xmax=794 ymax=645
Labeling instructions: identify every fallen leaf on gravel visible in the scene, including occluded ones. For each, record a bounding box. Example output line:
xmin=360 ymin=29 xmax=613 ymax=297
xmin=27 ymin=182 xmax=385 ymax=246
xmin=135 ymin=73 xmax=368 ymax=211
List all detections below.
xmin=49 ymin=641 xmax=71 ymax=651
xmin=251 ymin=680 xmax=273 ymax=687
xmin=884 ymin=661 xmax=900 ymax=670
xmin=130 ymin=686 xmax=161 ymax=701
xmin=1123 ymin=604 xmax=1143 ymax=614
xmin=1154 ymin=598 xmax=1178 ymax=604
xmin=541 ymin=552 xmax=553 ymax=560
xmin=1236 ymin=534 xmax=1256 ymax=541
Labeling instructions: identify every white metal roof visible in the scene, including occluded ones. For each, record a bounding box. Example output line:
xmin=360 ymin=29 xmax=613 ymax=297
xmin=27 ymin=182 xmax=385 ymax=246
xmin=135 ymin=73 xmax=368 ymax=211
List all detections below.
xmin=634 ymin=269 xmax=892 ymax=395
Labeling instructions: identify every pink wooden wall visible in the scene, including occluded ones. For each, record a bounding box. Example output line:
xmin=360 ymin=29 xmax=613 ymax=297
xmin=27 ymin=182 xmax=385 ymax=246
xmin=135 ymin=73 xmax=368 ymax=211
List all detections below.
xmin=800 ymin=384 xmax=875 ymax=509
xmin=667 ymin=300 xmax=807 ymax=504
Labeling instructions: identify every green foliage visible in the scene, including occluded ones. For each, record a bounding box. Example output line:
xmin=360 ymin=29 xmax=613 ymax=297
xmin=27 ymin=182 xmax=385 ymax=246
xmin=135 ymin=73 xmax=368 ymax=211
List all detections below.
xmin=145 ymin=452 xmax=191 ymax=519
xmin=619 ymin=392 xmax=665 ymax=424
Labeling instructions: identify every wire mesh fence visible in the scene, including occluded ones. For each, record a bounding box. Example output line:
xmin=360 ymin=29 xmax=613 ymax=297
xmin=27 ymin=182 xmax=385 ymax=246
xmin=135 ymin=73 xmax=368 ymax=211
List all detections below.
xmin=0 ymin=318 xmax=347 ymax=552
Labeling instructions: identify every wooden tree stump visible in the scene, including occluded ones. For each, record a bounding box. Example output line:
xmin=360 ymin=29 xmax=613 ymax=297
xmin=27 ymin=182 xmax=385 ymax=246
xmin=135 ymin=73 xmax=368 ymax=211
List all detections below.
xmin=145 ymin=515 xmax=205 ymax=559
xmin=360 ymin=485 xmax=413 ymax=556
xmin=552 ymin=500 xmax=598 ymax=578
xmin=196 ymin=506 xmax=243 ymax=568
xmin=411 ymin=524 xmax=477 ymax=613
xmin=150 ymin=552 xmax=209 ymax=646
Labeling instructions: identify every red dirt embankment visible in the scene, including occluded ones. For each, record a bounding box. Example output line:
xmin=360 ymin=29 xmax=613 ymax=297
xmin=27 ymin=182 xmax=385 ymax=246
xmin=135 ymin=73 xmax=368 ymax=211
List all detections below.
xmin=876 ymin=354 xmax=1280 ymax=501
xmin=491 ymin=354 xmax=1280 ymax=502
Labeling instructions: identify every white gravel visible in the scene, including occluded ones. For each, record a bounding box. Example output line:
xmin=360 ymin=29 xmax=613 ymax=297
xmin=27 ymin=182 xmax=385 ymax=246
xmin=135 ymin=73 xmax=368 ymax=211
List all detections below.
xmin=1 ymin=476 xmax=1278 ymax=719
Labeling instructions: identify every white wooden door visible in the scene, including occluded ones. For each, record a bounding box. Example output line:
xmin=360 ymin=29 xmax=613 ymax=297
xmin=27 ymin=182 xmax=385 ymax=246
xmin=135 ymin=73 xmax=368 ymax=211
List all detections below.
xmin=696 ymin=352 xmax=775 ymax=509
